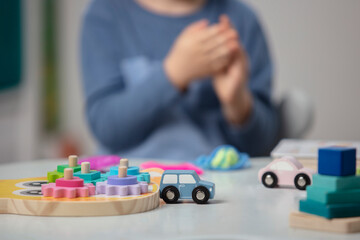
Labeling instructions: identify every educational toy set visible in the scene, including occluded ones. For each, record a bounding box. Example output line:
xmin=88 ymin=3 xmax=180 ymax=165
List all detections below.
xmin=0 ymin=155 xmax=160 ymax=216
xmin=0 ymin=153 xmax=218 ymax=217
xmin=290 ymin=147 xmax=360 ymax=233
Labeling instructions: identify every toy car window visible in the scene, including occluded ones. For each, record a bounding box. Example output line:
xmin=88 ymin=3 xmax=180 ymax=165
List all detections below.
xmin=179 ymin=174 xmax=196 ymax=184
xmin=162 ymin=174 xmax=177 ymax=184
xmin=270 ymin=162 xmax=293 ymax=171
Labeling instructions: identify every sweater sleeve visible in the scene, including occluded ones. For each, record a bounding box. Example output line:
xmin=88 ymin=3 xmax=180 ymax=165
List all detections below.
xmin=219 ymin=6 xmax=279 ymax=156
xmin=81 ymin=1 xmax=181 ymax=152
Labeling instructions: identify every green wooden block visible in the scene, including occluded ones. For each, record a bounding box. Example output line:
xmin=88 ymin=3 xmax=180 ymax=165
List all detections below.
xmin=312 ymin=174 xmax=360 ymax=191
xmin=300 ymin=199 xmax=360 ymax=219
xmin=47 ymin=170 xmax=63 ymax=183
xmin=307 ymin=185 xmax=360 ymax=204
xmin=57 ymin=164 xmax=81 ymax=173
xmin=357 ymin=167 xmax=360 ymax=175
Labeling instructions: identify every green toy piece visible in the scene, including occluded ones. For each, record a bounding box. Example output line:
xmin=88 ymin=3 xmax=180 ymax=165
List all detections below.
xmin=312 ymin=174 xmax=360 ymax=191
xmin=47 ymin=170 xmax=63 ymax=183
xmin=57 ymin=164 xmax=81 ymax=173
xmin=300 ymin=199 xmax=360 ymax=219
xmin=357 ymin=167 xmax=360 ymax=175
xmin=47 ymin=155 xmax=81 ymax=183
xmin=307 ymin=185 xmax=360 ymax=204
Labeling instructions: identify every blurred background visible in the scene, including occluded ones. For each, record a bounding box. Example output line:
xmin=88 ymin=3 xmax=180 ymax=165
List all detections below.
xmin=1 ymin=0 xmax=360 ymax=163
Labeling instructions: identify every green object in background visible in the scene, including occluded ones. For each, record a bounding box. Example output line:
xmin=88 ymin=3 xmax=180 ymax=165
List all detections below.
xmin=0 ymin=0 xmax=22 ymax=91
xmin=42 ymin=0 xmax=59 ymax=132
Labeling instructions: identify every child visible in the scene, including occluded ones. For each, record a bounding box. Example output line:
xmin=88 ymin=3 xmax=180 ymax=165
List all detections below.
xmin=81 ymin=0 xmax=279 ymax=160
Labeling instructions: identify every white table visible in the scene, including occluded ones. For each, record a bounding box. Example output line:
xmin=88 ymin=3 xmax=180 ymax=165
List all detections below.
xmin=0 ymin=158 xmax=358 ymax=240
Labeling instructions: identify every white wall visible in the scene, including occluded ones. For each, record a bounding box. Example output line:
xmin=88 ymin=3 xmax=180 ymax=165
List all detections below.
xmin=244 ymin=0 xmax=360 ymax=140
xmin=57 ymin=0 xmax=96 ymax=155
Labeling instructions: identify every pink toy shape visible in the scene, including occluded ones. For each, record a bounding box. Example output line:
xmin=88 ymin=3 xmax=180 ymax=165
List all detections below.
xmin=140 ymin=161 xmax=204 ymax=175
xmin=56 ymin=177 xmax=84 ymax=188
xmin=96 ymin=181 xmax=148 ymax=196
xmin=42 ymin=176 xmax=95 ymax=198
xmin=78 ymin=155 xmax=121 ymax=171
xmin=258 ymin=156 xmax=315 ymax=190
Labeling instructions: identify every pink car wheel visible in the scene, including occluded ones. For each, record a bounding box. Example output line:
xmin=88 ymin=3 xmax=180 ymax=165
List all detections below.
xmin=261 ymin=172 xmax=278 ymax=188
xmin=294 ymin=173 xmax=311 ymax=190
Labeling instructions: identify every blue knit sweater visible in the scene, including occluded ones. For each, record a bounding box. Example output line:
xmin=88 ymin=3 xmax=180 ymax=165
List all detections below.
xmin=81 ymin=0 xmax=279 ymax=160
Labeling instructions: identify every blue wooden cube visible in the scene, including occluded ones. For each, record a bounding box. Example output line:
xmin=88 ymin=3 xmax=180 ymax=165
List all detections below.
xmin=318 ymin=147 xmax=356 ymax=176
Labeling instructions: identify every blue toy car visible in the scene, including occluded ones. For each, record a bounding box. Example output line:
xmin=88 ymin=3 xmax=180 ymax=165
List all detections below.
xmin=159 ymin=170 xmax=215 ymax=204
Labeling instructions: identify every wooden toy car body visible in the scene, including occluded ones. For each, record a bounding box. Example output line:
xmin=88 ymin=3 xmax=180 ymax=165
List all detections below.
xmin=258 ymin=156 xmax=315 ymax=190
xmin=160 ymin=170 xmax=215 ymax=204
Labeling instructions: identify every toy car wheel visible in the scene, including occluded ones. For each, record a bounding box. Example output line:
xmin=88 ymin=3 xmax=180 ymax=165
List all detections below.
xmin=161 ymin=186 xmax=180 ymax=204
xmin=192 ymin=186 xmax=210 ymax=204
xmin=294 ymin=173 xmax=311 ymax=190
xmin=261 ymin=172 xmax=278 ymax=188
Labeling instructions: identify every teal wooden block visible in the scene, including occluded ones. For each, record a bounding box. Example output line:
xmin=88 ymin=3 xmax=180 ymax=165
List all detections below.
xmin=307 ymin=185 xmax=360 ymax=204
xmin=74 ymin=170 xmax=101 ymax=181
xmin=312 ymin=174 xmax=360 ymax=191
xmin=300 ymin=199 xmax=360 ymax=219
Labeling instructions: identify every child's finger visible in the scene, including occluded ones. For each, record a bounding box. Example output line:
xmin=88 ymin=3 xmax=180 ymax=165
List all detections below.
xmin=220 ymin=14 xmax=231 ymax=28
xmin=208 ymin=39 xmax=239 ymax=63
xmin=202 ymin=29 xmax=238 ymax=54
xmin=198 ymin=24 xmax=223 ymax=42
xmin=186 ymin=19 xmax=209 ymax=32
xmin=205 ymin=28 xmax=238 ymax=51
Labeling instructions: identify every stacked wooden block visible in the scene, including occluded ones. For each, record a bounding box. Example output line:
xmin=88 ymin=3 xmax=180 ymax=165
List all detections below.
xmin=299 ymin=147 xmax=359 ymax=219
xmin=289 ymin=147 xmax=360 ymax=233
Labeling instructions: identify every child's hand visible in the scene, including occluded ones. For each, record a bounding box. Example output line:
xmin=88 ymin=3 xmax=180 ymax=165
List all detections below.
xmin=165 ymin=19 xmax=238 ymax=91
xmin=212 ymin=15 xmax=253 ymax=125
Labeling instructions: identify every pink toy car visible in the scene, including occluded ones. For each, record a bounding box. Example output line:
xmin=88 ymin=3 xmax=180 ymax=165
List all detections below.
xmin=258 ymin=156 xmax=315 ymax=190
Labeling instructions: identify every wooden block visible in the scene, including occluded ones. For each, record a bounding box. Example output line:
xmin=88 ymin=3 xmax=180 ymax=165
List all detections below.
xmin=307 ymin=185 xmax=360 ymax=204
xmin=289 ymin=211 xmax=360 ymax=233
xmin=118 ymin=166 xmax=127 ymax=178
xmin=312 ymin=174 xmax=360 ymax=191
xmin=64 ymin=168 xmax=73 ymax=180
xmin=300 ymin=199 xmax=360 ymax=219
xmin=318 ymin=147 xmax=356 ymax=177
xmin=120 ymin=158 xmax=129 ymax=168
xmin=68 ymin=155 xmax=78 ymax=167
xmin=81 ymin=162 xmax=90 ymax=174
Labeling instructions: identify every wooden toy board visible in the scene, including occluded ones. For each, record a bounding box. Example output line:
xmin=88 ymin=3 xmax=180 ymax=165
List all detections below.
xmin=0 ymin=177 xmax=159 ymax=217
xmin=289 ymin=211 xmax=360 ymax=233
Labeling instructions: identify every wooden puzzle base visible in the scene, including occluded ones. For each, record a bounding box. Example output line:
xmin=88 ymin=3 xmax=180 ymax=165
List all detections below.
xmin=0 ymin=177 xmax=159 ymax=217
xmin=289 ymin=211 xmax=360 ymax=233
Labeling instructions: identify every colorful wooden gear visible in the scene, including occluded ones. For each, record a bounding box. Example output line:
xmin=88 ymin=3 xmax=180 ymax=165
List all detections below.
xmin=73 ymin=162 xmax=106 ymax=184
xmin=47 ymin=155 xmax=82 ymax=183
xmin=108 ymin=165 xmax=150 ymax=183
xmin=96 ymin=166 xmax=148 ymax=196
xmin=42 ymin=168 xmax=95 ymax=198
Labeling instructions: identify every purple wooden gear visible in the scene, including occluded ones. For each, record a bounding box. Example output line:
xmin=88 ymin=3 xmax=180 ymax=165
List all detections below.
xmin=107 ymin=175 xmax=137 ymax=185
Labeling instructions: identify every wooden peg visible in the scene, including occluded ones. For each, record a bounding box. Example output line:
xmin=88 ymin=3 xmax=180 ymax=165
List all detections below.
xmin=118 ymin=166 xmax=127 ymax=178
xmin=81 ymin=162 xmax=90 ymax=174
xmin=68 ymin=155 xmax=78 ymax=167
xmin=120 ymin=158 xmax=129 ymax=168
xmin=64 ymin=168 xmax=73 ymax=180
